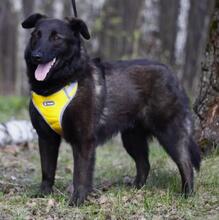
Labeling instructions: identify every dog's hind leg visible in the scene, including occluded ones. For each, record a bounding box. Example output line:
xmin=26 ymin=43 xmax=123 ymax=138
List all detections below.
xmin=121 ymin=126 xmax=150 ymax=188
xmin=154 ymin=118 xmax=201 ymax=197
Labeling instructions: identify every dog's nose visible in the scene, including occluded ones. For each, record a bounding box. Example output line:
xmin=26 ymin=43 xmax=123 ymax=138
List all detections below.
xmin=31 ymin=51 xmax=43 ymax=63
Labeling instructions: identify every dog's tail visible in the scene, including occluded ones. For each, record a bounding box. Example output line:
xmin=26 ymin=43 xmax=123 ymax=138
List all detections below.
xmin=189 ymin=137 xmax=201 ymax=171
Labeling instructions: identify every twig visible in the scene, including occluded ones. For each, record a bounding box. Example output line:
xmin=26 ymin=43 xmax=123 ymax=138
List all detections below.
xmin=0 ymin=180 xmax=21 ymax=187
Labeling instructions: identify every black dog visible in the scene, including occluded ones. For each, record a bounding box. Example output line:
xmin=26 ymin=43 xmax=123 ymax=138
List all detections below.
xmin=22 ymin=13 xmax=201 ymax=205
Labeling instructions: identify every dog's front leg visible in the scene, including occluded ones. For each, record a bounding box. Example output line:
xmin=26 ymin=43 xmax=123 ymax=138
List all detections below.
xmin=38 ymin=136 xmax=61 ymax=195
xmin=70 ymin=140 xmax=96 ymax=206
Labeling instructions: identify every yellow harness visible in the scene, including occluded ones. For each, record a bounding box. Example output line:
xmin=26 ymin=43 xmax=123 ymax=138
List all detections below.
xmin=31 ymin=82 xmax=78 ymax=135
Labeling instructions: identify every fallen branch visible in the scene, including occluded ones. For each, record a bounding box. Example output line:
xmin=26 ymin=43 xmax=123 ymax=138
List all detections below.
xmin=0 ymin=120 xmax=37 ymax=148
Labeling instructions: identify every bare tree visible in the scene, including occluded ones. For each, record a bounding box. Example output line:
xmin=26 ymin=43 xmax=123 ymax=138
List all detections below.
xmin=15 ymin=0 xmax=36 ymax=95
xmin=194 ymin=1 xmax=219 ymax=154
xmin=22 ymin=0 xmax=35 ymax=18
xmin=0 ymin=0 xmax=18 ymax=95
xmin=63 ymin=0 xmax=73 ymax=17
xmin=158 ymin=0 xmax=180 ymax=66
xmin=95 ymin=0 xmax=145 ymax=60
xmin=183 ymin=0 xmax=215 ymax=94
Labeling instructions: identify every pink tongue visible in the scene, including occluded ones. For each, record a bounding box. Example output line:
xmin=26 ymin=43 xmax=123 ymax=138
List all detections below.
xmin=35 ymin=59 xmax=55 ymax=81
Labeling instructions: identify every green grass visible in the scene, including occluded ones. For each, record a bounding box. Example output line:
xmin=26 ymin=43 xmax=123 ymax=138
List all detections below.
xmin=0 ymin=96 xmax=29 ymax=122
xmin=0 ymin=141 xmax=218 ymax=220
xmin=0 ymin=96 xmax=218 ymax=219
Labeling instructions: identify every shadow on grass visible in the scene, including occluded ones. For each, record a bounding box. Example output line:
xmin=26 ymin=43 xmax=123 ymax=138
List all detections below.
xmin=147 ymin=168 xmax=181 ymax=193
xmin=94 ymin=167 xmax=181 ymax=196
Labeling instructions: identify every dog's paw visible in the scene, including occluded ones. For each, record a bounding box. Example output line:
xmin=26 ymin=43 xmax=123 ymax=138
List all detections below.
xmin=69 ymin=186 xmax=88 ymax=206
xmin=134 ymin=177 xmax=146 ymax=189
xmin=39 ymin=182 xmax=53 ymax=195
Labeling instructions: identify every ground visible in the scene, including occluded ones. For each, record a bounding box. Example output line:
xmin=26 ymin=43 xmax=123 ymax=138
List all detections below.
xmin=0 ymin=140 xmax=218 ymax=220
xmin=0 ymin=97 xmax=219 ymax=219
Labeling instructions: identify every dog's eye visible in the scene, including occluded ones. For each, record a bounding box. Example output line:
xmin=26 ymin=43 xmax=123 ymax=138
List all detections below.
xmin=53 ymin=35 xmax=61 ymax=41
xmin=50 ymin=31 xmax=62 ymax=42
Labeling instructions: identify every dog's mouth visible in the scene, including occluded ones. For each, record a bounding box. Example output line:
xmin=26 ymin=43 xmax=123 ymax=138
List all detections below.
xmin=35 ymin=58 xmax=56 ymax=81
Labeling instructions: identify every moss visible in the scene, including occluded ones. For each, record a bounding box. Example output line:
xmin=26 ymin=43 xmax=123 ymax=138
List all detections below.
xmin=210 ymin=20 xmax=218 ymax=35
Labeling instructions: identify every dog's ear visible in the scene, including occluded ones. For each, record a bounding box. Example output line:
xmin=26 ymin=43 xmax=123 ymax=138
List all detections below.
xmin=22 ymin=13 xmax=46 ymax=29
xmin=67 ymin=18 xmax=90 ymax=40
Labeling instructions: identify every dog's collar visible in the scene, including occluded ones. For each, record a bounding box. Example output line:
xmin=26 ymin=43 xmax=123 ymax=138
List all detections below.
xmin=31 ymin=82 xmax=78 ymax=135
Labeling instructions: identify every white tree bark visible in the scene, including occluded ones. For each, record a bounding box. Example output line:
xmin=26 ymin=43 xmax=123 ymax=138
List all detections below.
xmin=175 ymin=0 xmax=190 ymax=78
xmin=0 ymin=120 xmax=37 ymax=147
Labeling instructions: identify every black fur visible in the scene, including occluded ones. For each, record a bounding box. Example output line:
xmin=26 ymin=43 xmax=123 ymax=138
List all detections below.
xmin=22 ymin=14 xmax=201 ymax=205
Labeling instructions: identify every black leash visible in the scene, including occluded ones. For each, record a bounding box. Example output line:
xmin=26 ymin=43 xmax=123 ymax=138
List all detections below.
xmin=72 ymin=0 xmax=78 ymax=17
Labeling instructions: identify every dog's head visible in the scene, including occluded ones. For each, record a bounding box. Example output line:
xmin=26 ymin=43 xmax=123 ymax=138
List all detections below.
xmin=22 ymin=13 xmax=90 ymax=82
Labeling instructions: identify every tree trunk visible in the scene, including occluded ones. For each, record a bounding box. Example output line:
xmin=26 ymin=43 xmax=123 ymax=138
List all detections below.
xmin=15 ymin=0 xmax=36 ymax=96
xmin=96 ymin=0 xmax=145 ymax=60
xmin=158 ymin=0 xmax=180 ymax=66
xmin=0 ymin=0 xmax=18 ymax=95
xmin=63 ymin=0 xmax=72 ymax=17
xmin=183 ymin=0 xmax=215 ymax=95
xmin=194 ymin=1 xmax=219 ymax=154
xmin=22 ymin=0 xmax=35 ymax=18
xmin=175 ymin=0 xmax=190 ymax=78
xmin=0 ymin=1 xmax=5 ymax=85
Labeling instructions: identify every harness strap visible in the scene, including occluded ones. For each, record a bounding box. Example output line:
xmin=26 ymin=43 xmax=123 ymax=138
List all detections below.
xmin=31 ymin=82 xmax=78 ymax=135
